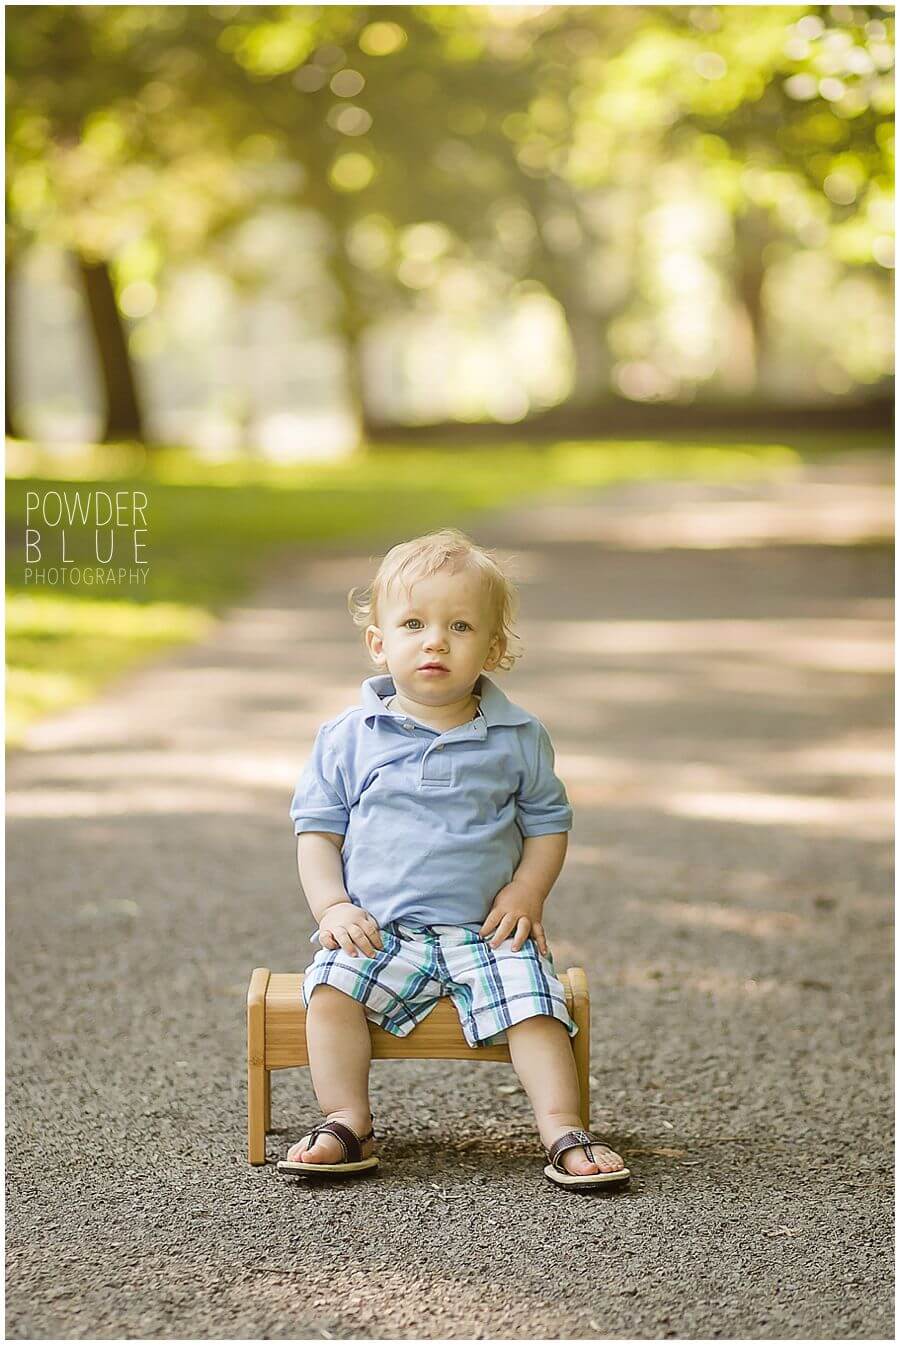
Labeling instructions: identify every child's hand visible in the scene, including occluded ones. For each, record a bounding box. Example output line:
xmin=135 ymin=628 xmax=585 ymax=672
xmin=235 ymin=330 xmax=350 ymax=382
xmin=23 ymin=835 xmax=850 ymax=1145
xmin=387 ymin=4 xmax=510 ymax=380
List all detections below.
xmin=480 ymin=881 xmax=549 ymax=955
xmin=319 ymin=902 xmax=383 ymax=958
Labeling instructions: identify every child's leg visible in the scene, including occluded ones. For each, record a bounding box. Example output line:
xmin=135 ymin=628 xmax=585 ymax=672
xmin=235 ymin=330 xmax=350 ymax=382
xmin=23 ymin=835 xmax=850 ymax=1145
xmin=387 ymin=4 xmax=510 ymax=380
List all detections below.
xmin=506 ymin=1016 xmax=626 ymax=1176
xmin=287 ymin=984 xmax=375 ymax=1165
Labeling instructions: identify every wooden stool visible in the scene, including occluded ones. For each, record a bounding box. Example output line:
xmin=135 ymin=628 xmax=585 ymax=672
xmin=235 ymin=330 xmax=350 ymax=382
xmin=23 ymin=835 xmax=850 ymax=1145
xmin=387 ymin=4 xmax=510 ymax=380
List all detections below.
xmin=247 ymin=966 xmax=591 ymax=1164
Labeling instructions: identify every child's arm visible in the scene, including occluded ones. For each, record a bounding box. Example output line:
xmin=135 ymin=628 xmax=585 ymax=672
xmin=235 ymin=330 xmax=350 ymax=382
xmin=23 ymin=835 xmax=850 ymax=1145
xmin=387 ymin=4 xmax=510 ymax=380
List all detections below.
xmin=298 ymin=833 xmax=383 ymax=958
xmin=297 ymin=832 xmax=350 ymax=920
xmin=290 ymin=726 xmax=380 ymax=956
xmin=479 ymin=832 xmax=568 ymax=955
xmin=482 ymin=718 xmax=573 ymax=954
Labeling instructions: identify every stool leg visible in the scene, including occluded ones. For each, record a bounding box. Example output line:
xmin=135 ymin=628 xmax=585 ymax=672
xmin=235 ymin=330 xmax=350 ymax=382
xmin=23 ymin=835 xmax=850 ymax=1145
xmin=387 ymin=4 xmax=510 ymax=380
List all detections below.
xmin=263 ymin=1068 xmax=272 ymax=1133
xmin=567 ymin=967 xmax=591 ymax=1131
xmin=247 ymin=968 xmax=271 ymax=1166
xmin=248 ymin=1060 xmax=267 ymax=1165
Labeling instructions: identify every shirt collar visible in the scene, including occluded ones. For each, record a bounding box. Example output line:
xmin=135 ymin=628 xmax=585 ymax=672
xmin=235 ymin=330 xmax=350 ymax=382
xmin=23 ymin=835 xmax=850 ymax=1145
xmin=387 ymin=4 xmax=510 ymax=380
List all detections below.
xmin=361 ymin=673 xmax=531 ymax=729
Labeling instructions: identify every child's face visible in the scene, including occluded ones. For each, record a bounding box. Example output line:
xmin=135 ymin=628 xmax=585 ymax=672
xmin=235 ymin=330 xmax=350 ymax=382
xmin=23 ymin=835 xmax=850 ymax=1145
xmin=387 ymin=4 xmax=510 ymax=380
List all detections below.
xmin=365 ymin=564 xmax=504 ymax=704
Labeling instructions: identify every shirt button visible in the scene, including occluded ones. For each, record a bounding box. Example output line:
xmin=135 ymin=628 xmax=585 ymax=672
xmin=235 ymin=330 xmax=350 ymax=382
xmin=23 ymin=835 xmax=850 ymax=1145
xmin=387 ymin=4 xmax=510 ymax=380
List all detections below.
xmin=436 ymin=744 xmax=445 ymax=751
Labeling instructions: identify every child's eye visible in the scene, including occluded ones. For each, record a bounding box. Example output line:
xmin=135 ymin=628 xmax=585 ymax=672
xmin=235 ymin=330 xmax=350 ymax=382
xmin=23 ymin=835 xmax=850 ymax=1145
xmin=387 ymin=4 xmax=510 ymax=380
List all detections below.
xmin=451 ymin=622 xmax=472 ymax=632
xmin=403 ymin=619 xmax=423 ymax=630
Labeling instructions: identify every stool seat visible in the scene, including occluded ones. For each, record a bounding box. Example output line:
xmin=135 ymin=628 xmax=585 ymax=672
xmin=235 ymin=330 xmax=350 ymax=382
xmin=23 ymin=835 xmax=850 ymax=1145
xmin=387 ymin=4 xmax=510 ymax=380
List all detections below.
xmin=247 ymin=965 xmax=590 ymax=1164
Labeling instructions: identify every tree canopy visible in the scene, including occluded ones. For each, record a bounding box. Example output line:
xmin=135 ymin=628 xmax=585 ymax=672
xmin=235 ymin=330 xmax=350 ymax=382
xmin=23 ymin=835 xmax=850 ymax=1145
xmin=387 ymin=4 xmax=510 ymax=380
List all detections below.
xmin=6 ymin=4 xmax=894 ymax=442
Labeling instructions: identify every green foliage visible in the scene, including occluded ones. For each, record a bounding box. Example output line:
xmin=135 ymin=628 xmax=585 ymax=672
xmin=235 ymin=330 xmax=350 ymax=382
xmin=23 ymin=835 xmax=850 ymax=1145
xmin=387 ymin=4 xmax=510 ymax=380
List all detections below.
xmin=5 ymin=4 xmax=894 ymax=416
xmin=6 ymin=594 xmax=211 ymax=741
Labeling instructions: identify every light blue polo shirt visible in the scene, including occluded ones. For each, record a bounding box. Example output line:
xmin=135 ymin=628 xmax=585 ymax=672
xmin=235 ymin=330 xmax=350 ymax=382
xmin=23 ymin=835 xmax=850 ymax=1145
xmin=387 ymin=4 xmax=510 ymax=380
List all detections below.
xmin=290 ymin=673 xmax=573 ymax=933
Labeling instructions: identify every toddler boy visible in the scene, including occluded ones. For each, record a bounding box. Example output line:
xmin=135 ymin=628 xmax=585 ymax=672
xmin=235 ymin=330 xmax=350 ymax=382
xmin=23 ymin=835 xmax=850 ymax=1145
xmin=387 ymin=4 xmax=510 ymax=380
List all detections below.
xmin=278 ymin=528 xmax=629 ymax=1190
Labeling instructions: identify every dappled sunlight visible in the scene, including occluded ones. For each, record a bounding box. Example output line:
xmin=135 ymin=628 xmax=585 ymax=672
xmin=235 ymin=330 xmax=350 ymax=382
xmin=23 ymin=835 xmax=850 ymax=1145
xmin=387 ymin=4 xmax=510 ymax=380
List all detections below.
xmin=8 ymin=465 xmax=890 ymax=998
xmin=14 ymin=570 xmax=890 ymax=850
xmin=663 ymin=788 xmax=892 ymax=839
xmin=8 ymin=438 xmax=890 ymax=737
xmin=9 ymin=747 xmax=301 ymax=791
xmin=517 ymin=634 xmax=892 ymax=723
xmin=558 ymin=731 xmax=892 ymax=840
xmin=501 ymin=489 xmax=893 ymax=549
xmin=776 ymin=732 xmax=893 ymax=779
xmin=212 ymin=1261 xmax=569 ymax=1341
xmin=701 ymin=660 xmax=880 ymax=699
xmin=498 ymin=458 xmax=892 ymax=549
xmin=560 ymin=752 xmax=736 ymax=789
xmin=623 ymin=896 xmax=811 ymax=939
xmin=5 ymin=783 xmax=262 ymax=819
xmin=563 ymin=768 xmax=891 ymax=840
xmin=531 ymin=618 xmax=892 ymax=674
xmin=18 ymin=594 xmax=368 ymax=755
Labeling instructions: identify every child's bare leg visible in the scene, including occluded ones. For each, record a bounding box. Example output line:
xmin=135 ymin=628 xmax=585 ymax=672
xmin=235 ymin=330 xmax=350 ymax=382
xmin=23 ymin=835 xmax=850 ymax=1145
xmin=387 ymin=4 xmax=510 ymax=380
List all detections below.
xmin=286 ymin=985 xmax=375 ymax=1165
xmin=505 ymin=1016 xmax=625 ymax=1176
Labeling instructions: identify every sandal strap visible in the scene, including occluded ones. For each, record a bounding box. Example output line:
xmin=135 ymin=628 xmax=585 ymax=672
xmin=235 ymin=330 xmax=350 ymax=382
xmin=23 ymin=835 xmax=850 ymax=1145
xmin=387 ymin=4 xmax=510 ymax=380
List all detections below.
xmin=547 ymin=1128 xmax=600 ymax=1172
xmin=305 ymin=1117 xmax=375 ymax=1163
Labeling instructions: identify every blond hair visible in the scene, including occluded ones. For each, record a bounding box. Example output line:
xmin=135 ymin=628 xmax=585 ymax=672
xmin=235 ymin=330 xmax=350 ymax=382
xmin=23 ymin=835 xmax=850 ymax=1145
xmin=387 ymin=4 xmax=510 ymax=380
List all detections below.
xmin=348 ymin=527 xmax=522 ymax=672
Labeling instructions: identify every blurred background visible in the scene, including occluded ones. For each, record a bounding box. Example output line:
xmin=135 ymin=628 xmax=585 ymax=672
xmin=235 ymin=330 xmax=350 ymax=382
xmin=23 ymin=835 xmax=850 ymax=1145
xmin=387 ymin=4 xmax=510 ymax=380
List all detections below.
xmin=6 ymin=3 xmax=894 ymax=453
xmin=7 ymin=11 xmax=895 ymax=1333
xmin=5 ymin=3 xmax=894 ymax=738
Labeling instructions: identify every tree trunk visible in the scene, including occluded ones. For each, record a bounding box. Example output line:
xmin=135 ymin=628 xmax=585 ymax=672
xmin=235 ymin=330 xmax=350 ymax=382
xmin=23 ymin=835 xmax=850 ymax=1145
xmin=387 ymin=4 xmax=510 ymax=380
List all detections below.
xmin=732 ymin=209 xmax=771 ymax=393
xmin=329 ymin=238 xmax=373 ymax=447
xmin=6 ymin=258 xmax=19 ymax=438
xmin=561 ymin=300 xmax=609 ymax=407
xmin=343 ymin=326 xmax=374 ymax=442
xmin=77 ymin=255 xmax=146 ymax=443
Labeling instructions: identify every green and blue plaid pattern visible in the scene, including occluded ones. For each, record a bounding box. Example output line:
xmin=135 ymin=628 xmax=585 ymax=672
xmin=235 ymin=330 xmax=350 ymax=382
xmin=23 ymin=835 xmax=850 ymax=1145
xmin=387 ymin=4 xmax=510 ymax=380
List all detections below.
xmin=301 ymin=921 xmax=578 ymax=1048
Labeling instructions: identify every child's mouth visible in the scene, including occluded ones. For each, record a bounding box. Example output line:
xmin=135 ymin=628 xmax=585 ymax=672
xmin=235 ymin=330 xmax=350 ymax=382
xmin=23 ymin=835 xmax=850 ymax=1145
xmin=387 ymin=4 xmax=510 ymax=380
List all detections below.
xmin=419 ymin=664 xmax=449 ymax=674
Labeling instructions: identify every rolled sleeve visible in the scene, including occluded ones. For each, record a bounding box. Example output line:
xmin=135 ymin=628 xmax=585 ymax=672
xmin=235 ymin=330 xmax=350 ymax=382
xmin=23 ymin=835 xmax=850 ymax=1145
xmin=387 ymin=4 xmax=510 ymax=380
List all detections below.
xmin=516 ymin=723 xmax=573 ymax=837
xmin=290 ymin=727 xmax=350 ymax=837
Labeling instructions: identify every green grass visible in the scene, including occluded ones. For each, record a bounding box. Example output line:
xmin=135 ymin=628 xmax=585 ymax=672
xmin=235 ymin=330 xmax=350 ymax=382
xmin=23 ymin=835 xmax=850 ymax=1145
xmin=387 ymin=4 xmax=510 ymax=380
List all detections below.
xmin=5 ymin=431 xmax=888 ymax=743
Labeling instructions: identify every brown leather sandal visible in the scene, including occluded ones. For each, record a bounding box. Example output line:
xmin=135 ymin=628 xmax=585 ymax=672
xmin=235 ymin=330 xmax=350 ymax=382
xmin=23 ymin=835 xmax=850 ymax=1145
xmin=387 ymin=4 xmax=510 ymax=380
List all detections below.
xmin=277 ymin=1117 xmax=378 ymax=1178
xmin=543 ymin=1129 xmax=630 ymax=1191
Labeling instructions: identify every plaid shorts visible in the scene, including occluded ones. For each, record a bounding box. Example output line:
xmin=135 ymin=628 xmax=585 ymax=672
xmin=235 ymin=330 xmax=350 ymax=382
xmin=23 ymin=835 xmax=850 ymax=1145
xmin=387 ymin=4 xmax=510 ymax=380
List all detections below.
xmin=301 ymin=921 xmax=578 ymax=1049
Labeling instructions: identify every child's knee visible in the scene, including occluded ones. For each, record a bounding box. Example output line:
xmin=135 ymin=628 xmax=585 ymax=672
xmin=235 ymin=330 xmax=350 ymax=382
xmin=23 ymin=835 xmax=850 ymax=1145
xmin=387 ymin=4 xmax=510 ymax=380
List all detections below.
xmin=307 ymin=983 xmax=366 ymax=1018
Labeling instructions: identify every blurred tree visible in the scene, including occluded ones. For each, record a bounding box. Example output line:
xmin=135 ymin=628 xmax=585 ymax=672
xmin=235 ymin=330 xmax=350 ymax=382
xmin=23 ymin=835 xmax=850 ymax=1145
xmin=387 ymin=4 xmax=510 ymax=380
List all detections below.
xmin=557 ymin=4 xmax=894 ymax=394
xmin=5 ymin=254 xmax=18 ymax=438
xmin=6 ymin=3 xmax=894 ymax=442
xmin=687 ymin=4 xmax=895 ymax=387
xmin=6 ymin=5 xmax=318 ymax=440
xmin=7 ymin=6 xmax=148 ymax=439
xmin=224 ymin=6 xmax=646 ymax=416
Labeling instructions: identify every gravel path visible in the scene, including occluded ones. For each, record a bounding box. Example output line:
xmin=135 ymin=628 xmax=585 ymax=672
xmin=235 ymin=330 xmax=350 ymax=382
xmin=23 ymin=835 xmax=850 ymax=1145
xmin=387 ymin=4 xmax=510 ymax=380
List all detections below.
xmin=6 ymin=450 xmax=893 ymax=1339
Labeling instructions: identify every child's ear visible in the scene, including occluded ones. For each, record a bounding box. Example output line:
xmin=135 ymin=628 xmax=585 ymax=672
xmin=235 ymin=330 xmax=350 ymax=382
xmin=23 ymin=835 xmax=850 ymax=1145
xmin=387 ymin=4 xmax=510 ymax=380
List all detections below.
xmin=365 ymin=624 xmax=388 ymax=667
xmin=483 ymin=632 xmax=506 ymax=671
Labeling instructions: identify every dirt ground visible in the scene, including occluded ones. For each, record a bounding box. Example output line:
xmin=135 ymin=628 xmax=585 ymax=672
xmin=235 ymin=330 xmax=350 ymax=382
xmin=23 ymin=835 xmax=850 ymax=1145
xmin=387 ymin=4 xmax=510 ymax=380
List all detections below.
xmin=6 ymin=449 xmax=893 ymax=1339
